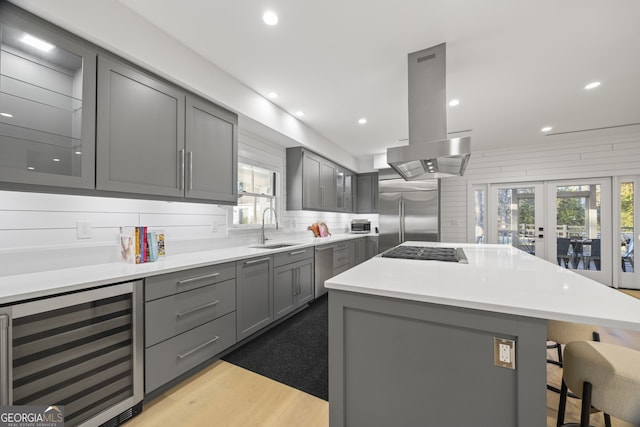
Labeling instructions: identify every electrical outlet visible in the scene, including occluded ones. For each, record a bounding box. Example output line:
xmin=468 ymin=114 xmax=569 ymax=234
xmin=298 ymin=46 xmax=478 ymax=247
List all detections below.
xmin=494 ymin=337 xmax=516 ymax=369
xmin=212 ymin=222 xmax=218 ymax=233
xmin=76 ymin=221 xmax=92 ymax=239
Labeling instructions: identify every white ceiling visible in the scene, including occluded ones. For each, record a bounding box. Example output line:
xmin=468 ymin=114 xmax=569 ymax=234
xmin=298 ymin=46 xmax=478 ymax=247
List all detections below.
xmin=48 ymin=1 xmax=640 ymax=159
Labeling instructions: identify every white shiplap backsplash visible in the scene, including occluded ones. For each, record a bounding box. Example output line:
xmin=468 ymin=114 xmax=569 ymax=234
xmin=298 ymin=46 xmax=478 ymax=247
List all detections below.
xmin=440 ymin=130 xmax=640 ymax=243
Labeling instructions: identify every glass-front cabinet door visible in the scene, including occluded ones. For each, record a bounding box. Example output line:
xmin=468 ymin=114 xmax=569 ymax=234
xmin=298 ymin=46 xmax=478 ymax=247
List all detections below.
xmin=0 ymin=6 xmax=96 ymax=189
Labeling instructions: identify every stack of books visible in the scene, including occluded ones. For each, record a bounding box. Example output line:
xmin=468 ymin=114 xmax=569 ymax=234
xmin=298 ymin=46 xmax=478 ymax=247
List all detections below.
xmin=120 ymin=227 xmax=165 ymax=263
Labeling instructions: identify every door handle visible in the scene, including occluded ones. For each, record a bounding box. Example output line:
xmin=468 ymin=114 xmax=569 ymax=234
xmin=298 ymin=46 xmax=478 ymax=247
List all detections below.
xmin=0 ymin=314 xmax=9 ymax=405
xmin=178 ymin=149 xmax=185 ymax=190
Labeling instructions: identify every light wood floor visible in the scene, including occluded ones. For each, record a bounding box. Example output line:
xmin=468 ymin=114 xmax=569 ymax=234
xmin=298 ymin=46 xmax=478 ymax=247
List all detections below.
xmin=128 ymin=290 xmax=640 ymax=427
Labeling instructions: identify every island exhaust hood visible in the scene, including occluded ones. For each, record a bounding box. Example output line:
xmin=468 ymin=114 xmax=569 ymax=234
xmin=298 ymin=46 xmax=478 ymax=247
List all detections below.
xmin=387 ymin=43 xmax=470 ymax=180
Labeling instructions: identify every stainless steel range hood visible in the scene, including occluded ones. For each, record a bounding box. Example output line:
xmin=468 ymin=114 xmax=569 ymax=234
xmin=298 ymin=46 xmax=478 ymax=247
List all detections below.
xmin=387 ymin=43 xmax=470 ymax=180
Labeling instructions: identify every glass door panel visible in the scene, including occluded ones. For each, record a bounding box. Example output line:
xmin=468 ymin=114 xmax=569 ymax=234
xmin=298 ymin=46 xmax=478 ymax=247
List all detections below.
xmin=618 ymin=178 xmax=638 ymax=289
xmin=547 ymin=179 xmax=612 ymax=285
xmin=489 ymin=183 xmax=544 ymax=257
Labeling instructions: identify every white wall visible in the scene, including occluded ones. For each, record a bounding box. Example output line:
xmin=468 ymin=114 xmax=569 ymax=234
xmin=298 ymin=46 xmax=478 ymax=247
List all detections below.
xmin=440 ymin=131 xmax=640 ymax=243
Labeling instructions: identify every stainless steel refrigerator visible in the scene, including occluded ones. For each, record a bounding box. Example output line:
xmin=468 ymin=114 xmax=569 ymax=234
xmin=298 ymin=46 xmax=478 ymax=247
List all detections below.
xmin=378 ymin=175 xmax=439 ymax=253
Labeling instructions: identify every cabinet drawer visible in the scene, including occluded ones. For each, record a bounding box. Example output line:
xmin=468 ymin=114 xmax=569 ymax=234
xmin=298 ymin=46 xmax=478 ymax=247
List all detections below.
xmin=145 ymin=262 xmax=235 ymax=301
xmin=273 ymin=246 xmax=314 ymax=267
xmin=333 ymin=246 xmax=349 ymax=267
xmin=145 ymin=312 xmax=236 ymax=393
xmin=145 ymin=279 xmax=236 ymax=347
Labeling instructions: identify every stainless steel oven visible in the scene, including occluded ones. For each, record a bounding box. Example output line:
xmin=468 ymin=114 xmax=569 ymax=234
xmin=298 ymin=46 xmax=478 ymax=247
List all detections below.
xmin=0 ymin=281 xmax=143 ymax=426
xmin=350 ymin=219 xmax=371 ymax=234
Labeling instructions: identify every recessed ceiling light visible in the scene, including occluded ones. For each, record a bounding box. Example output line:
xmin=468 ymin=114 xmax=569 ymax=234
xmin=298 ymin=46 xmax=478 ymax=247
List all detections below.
xmin=358 ymin=118 xmax=367 ymax=125
xmin=75 ymin=151 xmax=82 ymax=155
xmin=20 ymin=34 xmax=55 ymax=52
xmin=295 ymin=111 xmax=305 ymax=117
xmin=585 ymin=81 xmax=601 ymax=90
xmin=449 ymin=99 xmax=460 ymax=107
xmin=27 ymin=166 xmax=35 ymax=171
xmin=267 ymin=91 xmax=278 ymax=99
xmin=0 ymin=112 xmax=13 ymax=118
xmin=541 ymin=126 xmax=552 ymax=133
xmin=263 ymin=11 xmax=279 ymax=26
xmin=53 ymin=158 xmax=61 ymax=162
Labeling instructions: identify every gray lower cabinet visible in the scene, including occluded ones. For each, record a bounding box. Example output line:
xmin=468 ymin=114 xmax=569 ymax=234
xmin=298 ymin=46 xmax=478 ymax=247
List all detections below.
xmin=329 ymin=290 xmax=547 ymax=427
xmin=273 ymin=248 xmax=314 ymax=320
xmin=348 ymin=238 xmax=366 ymax=266
xmin=0 ymin=3 xmax=97 ymax=190
xmin=144 ymin=262 xmax=237 ymax=393
xmin=333 ymin=242 xmax=350 ymax=276
xmin=96 ymin=54 xmax=237 ymax=203
xmin=236 ymin=255 xmax=274 ymax=341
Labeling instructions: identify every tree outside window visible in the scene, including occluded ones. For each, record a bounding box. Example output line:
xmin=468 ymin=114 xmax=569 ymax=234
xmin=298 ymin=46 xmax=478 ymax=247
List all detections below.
xmin=233 ymin=163 xmax=277 ymax=226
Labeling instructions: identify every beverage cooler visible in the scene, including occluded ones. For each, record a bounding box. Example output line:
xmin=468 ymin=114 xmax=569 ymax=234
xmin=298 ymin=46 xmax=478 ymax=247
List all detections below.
xmin=0 ymin=281 xmax=143 ymax=426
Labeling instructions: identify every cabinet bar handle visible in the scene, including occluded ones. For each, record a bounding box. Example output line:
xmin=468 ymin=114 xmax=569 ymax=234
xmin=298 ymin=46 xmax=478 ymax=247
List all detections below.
xmin=179 ymin=149 xmax=185 ymax=190
xmin=188 ymin=151 xmax=193 ymax=191
xmin=177 ymin=272 xmax=220 ymax=286
xmin=176 ymin=300 xmax=219 ymax=318
xmin=244 ymin=257 xmax=270 ymax=265
xmin=289 ymin=250 xmax=306 ymax=255
xmin=177 ymin=336 xmax=220 ymax=359
xmin=315 ymin=246 xmax=333 ymax=252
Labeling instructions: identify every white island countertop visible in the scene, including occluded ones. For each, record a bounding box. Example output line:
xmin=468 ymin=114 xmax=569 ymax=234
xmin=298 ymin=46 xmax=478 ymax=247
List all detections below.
xmin=325 ymin=242 xmax=640 ymax=332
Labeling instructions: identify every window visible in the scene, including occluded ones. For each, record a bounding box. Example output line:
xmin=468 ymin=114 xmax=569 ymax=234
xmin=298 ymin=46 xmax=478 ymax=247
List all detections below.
xmin=233 ymin=162 xmax=277 ymax=226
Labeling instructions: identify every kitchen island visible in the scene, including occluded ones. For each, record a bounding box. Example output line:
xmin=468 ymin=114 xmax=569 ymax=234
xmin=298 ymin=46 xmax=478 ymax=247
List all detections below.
xmin=325 ymin=242 xmax=640 ymax=427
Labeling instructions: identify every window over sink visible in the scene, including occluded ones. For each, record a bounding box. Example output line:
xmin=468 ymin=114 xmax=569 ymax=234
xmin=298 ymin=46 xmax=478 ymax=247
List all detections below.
xmin=233 ymin=162 xmax=278 ymax=226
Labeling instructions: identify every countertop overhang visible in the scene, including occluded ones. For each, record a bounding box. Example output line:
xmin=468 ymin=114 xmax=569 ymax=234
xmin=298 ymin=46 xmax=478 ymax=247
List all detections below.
xmin=325 ymin=242 xmax=640 ymax=332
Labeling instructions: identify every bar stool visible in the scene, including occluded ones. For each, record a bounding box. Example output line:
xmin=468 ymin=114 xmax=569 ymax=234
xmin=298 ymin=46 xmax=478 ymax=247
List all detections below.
xmin=557 ymin=340 xmax=640 ymax=427
xmin=547 ymin=320 xmax=599 ymax=395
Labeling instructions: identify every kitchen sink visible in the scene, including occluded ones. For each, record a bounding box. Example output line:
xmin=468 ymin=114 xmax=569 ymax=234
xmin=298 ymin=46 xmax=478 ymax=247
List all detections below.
xmin=250 ymin=243 xmax=299 ymax=249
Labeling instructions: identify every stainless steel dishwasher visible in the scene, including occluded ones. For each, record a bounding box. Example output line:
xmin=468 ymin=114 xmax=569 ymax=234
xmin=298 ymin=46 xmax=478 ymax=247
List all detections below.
xmin=0 ymin=281 xmax=143 ymax=426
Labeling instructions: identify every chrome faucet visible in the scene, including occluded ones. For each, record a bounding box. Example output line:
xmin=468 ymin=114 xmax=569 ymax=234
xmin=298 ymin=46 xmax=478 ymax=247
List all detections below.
xmin=260 ymin=207 xmax=279 ymax=244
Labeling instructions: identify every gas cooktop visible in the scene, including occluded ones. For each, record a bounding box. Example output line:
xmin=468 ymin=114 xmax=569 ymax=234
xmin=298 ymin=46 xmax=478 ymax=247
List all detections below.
xmin=381 ymin=246 xmax=468 ymax=263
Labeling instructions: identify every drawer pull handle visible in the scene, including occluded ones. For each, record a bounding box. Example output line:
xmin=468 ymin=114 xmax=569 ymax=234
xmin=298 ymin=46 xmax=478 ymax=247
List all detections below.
xmin=176 ymin=300 xmax=219 ymax=318
xmin=177 ymin=272 xmax=220 ymax=286
xmin=289 ymin=250 xmax=306 ymax=255
xmin=177 ymin=336 xmax=220 ymax=359
xmin=244 ymin=257 xmax=270 ymax=265
xmin=315 ymin=246 xmax=333 ymax=252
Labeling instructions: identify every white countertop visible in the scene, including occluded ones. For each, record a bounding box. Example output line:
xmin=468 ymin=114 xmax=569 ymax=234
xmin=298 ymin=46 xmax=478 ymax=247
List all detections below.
xmin=0 ymin=233 xmax=374 ymax=305
xmin=325 ymin=242 xmax=640 ymax=332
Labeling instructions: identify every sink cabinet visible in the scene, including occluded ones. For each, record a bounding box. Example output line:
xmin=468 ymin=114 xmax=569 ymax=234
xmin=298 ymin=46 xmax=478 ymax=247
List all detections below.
xmin=236 ymin=255 xmax=274 ymax=341
xmin=273 ymin=248 xmax=314 ymax=320
xmin=0 ymin=3 xmax=97 ymax=190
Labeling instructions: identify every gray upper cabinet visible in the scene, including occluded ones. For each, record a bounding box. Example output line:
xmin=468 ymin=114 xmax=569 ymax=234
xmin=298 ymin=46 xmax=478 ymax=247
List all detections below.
xmin=96 ymin=55 xmax=237 ymax=203
xmin=185 ymin=95 xmax=237 ymax=203
xmin=287 ymin=147 xmax=352 ymax=212
xmin=96 ymin=54 xmax=185 ymax=198
xmin=356 ymin=172 xmax=379 ymax=213
xmin=0 ymin=3 xmax=97 ymax=190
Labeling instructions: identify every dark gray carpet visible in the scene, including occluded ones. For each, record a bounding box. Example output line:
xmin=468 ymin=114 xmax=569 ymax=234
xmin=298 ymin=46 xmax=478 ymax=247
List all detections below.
xmin=222 ymin=294 xmax=328 ymax=401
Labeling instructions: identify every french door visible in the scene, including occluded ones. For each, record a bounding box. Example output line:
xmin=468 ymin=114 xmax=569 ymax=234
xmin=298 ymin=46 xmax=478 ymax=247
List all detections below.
xmin=487 ymin=183 xmax=545 ymax=258
xmin=546 ymin=179 xmax=612 ymax=285
xmin=486 ymin=178 xmax=614 ymax=286
xmin=616 ymin=177 xmax=639 ymax=289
